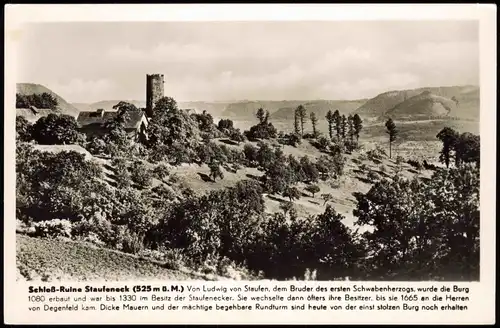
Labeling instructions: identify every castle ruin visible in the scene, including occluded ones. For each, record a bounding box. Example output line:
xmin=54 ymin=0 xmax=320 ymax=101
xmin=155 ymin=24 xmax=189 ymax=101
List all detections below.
xmin=146 ymin=74 xmax=164 ymax=118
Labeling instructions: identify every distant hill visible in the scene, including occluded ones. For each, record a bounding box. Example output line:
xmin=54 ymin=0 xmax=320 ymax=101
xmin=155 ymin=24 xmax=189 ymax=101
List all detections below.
xmin=220 ymin=100 xmax=368 ymax=120
xmin=354 ymin=85 xmax=479 ymax=121
xmin=270 ymin=100 xmax=367 ymax=121
xmin=72 ymin=100 xmax=231 ymax=117
xmin=382 ymin=91 xmax=457 ymax=120
xmin=222 ymin=101 xmax=305 ymax=119
xmin=16 ymin=83 xmax=80 ymax=117
xmin=72 ymin=100 xmax=147 ymax=112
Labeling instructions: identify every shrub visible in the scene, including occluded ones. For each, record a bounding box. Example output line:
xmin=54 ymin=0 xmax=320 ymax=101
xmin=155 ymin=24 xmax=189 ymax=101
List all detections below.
xmin=243 ymin=143 xmax=258 ymax=165
xmin=407 ymin=159 xmax=422 ymax=170
xmin=16 ymin=116 xmax=33 ymax=142
xmin=244 ymin=122 xmax=278 ymax=140
xmin=218 ymin=119 xmax=234 ymax=131
xmin=86 ymin=137 xmax=107 ymax=155
xmin=30 ymin=219 xmax=73 ymax=239
xmin=72 ymin=214 xmax=120 ymax=248
xmin=130 ymin=161 xmax=153 ymax=188
xmin=152 ymin=163 xmax=170 ymax=181
xmin=229 ymin=129 xmax=246 ymax=144
xmin=353 ymin=165 xmax=479 ymax=280
xmin=121 ymin=231 xmax=145 ymax=254
xmin=367 ymin=170 xmax=379 ymax=182
xmin=282 ymin=133 xmax=302 ymax=147
xmin=305 ymin=184 xmax=320 ymax=197
xmin=31 ymin=114 xmax=84 ymax=145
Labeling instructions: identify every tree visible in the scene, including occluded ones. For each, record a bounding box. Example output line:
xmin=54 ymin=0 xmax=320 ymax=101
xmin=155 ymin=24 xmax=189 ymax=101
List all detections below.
xmin=153 ymin=96 xmax=178 ymax=115
xmin=325 ymin=110 xmax=334 ymax=140
xmin=436 ymin=127 xmax=459 ymax=168
xmin=299 ymin=156 xmax=319 ymax=183
xmin=347 ymin=114 xmax=355 ymax=143
xmin=333 ymin=110 xmax=342 ymax=139
xmin=16 ymin=116 xmax=32 ymax=142
xmin=130 ymin=161 xmax=153 ymax=188
xmin=244 ymin=121 xmax=278 ymax=140
xmin=16 ymin=92 xmax=58 ymax=110
xmin=321 ymin=193 xmax=333 ymax=206
xmin=146 ymin=96 xmax=201 ymax=164
xmin=310 ymin=112 xmax=319 ymax=138
xmin=279 ymin=201 xmax=295 ymax=217
xmin=218 ymin=119 xmax=234 ymax=131
xmin=352 ymin=114 xmax=363 ymax=144
xmin=340 ymin=115 xmax=347 ymax=140
xmin=191 ymin=110 xmax=215 ymax=133
xmin=31 ymin=113 xmax=84 ymax=145
xmin=385 ymin=118 xmax=398 ymax=159
xmin=316 ymin=153 xmax=344 ymax=180
xmin=256 ymin=108 xmax=266 ymax=124
xmin=353 ymin=166 xmax=479 ymax=280
xmin=229 ymin=129 xmax=245 ymax=144
xmin=305 ymin=184 xmax=320 ymax=197
xmin=243 ymin=143 xmax=258 ymax=164
xmin=256 ymin=142 xmax=277 ymax=170
xmin=287 ymin=133 xmax=302 ymax=147
xmin=294 ymin=109 xmax=301 ymax=136
xmin=208 ymin=160 xmax=224 ymax=181
xmin=455 ymin=132 xmax=480 ymax=168
xmin=263 ymin=157 xmax=294 ymax=195
xmin=296 ymin=105 xmax=307 ymax=137
xmin=308 ymin=205 xmax=362 ymax=279
xmin=283 ymin=186 xmax=301 ymax=202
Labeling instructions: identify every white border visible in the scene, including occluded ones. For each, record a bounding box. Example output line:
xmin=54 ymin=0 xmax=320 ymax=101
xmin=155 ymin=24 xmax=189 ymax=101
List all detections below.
xmin=4 ymin=4 xmax=497 ymax=325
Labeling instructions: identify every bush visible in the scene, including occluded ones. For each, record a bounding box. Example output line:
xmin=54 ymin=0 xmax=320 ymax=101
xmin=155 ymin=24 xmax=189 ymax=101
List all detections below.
xmin=31 ymin=114 xmax=84 ymax=145
xmin=121 ymin=231 xmax=145 ymax=255
xmin=16 ymin=116 xmax=33 ymax=142
xmin=244 ymin=122 xmax=277 ymax=140
xmin=407 ymin=159 xmax=422 ymax=170
xmin=86 ymin=137 xmax=107 ymax=155
xmin=280 ymin=133 xmax=301 ymax=147
xmin=152 ymin=164 xmax=170 ymax=181
xmin=305 ymin=184 xmax=320 ymax=197
xmin=367 ymin=170 xmax=379 ymax=182
xmin=130 ymin=161 xmax=152 ymax=188
xmin=30 ymin=219 xmax=73 ymax=239
xmin=353 ymin=165 xmax=479 ymax=280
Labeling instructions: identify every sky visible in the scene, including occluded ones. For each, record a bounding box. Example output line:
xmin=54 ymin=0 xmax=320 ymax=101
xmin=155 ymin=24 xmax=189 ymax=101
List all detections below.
xmin=16 ymin=21 xmax=479 ymax=103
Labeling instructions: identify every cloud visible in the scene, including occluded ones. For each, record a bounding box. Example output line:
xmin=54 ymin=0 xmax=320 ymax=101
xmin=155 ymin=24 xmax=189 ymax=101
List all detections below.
xmin=48 ymin=78 xmax=116 ymax=103
xmin=19 ymin=21 xmax=480 ymax=102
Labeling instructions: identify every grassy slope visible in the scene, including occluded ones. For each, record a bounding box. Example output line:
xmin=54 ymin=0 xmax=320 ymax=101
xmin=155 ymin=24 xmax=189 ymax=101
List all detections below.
xmin=16 ymin=234 xmax=204 ymax=282
xmin=16 ymin=126 xmax=443 ymax=280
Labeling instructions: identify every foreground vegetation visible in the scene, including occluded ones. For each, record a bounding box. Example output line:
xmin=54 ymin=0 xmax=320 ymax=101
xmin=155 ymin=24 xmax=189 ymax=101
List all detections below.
xmin=15 ymin=95 xmax=480 ymax=281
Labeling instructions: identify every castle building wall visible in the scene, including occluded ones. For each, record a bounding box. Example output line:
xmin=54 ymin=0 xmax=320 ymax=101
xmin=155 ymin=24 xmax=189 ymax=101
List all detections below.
xmin=146 ymin=74 xmax=164 ymax=118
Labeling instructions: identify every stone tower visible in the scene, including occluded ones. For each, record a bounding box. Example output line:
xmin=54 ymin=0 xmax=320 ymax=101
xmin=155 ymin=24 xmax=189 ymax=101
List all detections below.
xmin=146 ymin=74 xmax=164 ymax=118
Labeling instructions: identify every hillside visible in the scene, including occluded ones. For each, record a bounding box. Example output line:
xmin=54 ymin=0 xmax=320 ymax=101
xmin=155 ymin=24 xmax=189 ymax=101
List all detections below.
xmin=382 ymin=91 xmax=457 ymax=120
xmin=270 ymin=99 xmax=367 ymax=120
xmin=354 ymin=85 xmax=479 ymax=120
xmin=221 ymin=100 xmax=368 ymax=120
xmin=16 ymin=83 xmax=80 ymax=117
xmin=16 ymin=234 xmax=225 ymax=282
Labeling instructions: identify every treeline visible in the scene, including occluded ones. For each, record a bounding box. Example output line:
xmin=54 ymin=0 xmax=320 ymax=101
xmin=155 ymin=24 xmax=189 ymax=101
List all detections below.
xmin=16 ymin=142 xmax=479 ymax=281
xmin=16 ymin=93 xmax=58 ymax=110
xmin=437 ymin=127 xmax=480 ymax=168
